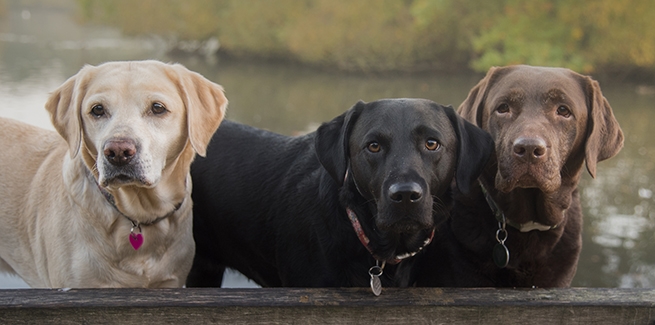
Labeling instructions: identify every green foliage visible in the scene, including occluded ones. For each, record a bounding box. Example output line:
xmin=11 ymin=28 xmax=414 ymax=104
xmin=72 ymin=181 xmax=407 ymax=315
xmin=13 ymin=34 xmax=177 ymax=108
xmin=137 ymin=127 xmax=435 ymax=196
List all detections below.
xmin=470 ymin=0 xmax=588 ymax=72
xmin=77 ymin=0 xmax=224 ymax=40
xmin=75 ymin=0 xmax=655 ymax=73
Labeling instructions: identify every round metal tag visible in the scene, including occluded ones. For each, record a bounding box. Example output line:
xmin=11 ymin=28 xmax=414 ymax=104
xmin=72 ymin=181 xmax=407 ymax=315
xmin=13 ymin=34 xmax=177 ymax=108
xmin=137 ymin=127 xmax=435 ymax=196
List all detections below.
xmin=492 ymin=243 xmax=510 ymax=268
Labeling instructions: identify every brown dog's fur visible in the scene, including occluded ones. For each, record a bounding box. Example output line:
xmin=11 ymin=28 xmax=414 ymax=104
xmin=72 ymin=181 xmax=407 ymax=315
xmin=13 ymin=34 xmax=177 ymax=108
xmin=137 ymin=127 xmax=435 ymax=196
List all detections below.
xmin=416 ymin=65 xmax=623 ymax=287
xmin=0 ymin=60 xmax=226 ymax=288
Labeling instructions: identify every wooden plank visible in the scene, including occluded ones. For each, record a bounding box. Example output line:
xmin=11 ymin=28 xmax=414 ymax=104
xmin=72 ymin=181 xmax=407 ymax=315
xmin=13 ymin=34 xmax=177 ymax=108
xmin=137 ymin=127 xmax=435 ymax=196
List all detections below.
xmin=0 ymin=288 xmax=653 ymax=324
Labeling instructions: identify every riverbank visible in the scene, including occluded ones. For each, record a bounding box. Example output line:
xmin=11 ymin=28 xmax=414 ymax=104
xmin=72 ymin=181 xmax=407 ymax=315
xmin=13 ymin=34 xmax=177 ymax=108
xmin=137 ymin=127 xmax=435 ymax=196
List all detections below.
xmin=74 ymin=0 xmax=655 ymax=81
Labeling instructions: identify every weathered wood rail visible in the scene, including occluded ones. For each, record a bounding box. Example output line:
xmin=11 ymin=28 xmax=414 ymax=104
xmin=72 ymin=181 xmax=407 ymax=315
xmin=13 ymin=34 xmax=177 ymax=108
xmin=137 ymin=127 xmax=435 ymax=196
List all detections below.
xmin=0 ymin=287 xmax=654 ymax=324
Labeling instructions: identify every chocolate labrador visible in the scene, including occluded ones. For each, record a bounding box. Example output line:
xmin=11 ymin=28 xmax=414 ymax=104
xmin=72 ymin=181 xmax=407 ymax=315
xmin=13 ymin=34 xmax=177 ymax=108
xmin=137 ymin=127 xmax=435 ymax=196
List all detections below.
xmin=187 ymin=98 xmax=493 ymax=291
xmin=415 ymin=65 xmax=624 ymax=287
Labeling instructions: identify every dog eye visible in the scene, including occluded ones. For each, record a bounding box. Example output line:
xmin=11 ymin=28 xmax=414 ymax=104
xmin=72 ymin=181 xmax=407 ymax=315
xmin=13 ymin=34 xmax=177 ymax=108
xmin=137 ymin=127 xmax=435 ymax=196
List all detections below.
xmin=367 ymin=142 xmax=381 ymax=153
xmin=151 ymin=102 xmax=167 ymax=115
xmin=557 ymin=105 xmax=572 ymax=118
xmin=91 ymin=104 xmax=105 ymax=117
xmin=496 ymin=103 xmax=510 ymax=114
xmin=425 ymin=139 xmax=440 ymax=151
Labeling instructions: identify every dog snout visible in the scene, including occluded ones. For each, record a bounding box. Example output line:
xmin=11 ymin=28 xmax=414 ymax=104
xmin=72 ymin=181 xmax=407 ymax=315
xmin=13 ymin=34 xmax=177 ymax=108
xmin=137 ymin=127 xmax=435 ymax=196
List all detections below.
xmin=513 ymin=137 xmax=547 ymax=161
xmin=388 ymin=182 xmax=423 ymax=204
xmin=103 ymin=139 xmax=137 ymax=166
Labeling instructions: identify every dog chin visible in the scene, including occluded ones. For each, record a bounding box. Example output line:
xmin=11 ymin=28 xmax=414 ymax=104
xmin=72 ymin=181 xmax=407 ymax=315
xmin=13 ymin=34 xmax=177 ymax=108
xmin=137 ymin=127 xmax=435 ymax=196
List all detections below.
xmin=100 ymin=173 xmax=156 ymax=189
xmin=381 ymin=227 xmax=434 ymax=261
xmin=495 ymin=170 xmax=561 ymax=194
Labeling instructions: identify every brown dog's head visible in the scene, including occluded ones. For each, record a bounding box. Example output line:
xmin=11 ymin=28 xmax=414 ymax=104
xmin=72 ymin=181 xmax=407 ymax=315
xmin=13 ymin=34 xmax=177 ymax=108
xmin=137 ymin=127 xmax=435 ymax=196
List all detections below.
xmin=459 ymin=65 xmax=623 ymax=194
xmin=45 ymin=60 xmax=227 ymax=190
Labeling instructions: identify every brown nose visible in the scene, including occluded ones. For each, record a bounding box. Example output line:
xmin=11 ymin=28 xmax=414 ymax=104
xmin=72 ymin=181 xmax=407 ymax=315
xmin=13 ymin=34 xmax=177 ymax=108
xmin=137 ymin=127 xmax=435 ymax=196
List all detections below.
xmin=513 ymin=137 xmax=547 ymax=160
xmin=103 ymin=139 xmax=136 ymax=166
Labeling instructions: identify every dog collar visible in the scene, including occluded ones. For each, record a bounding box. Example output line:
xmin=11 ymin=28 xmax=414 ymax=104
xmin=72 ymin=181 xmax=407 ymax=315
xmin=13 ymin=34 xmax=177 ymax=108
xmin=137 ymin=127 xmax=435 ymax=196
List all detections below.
xmin=343 ymin=169 xmax=434 ymax=295
xmin=478 ymin=180 xmax=559 ymax=232
xmin=345 ymin=207 xmax=434 ymax=264
xmin=90 ymin=171 xmax=184 ymax=250
xmin=346 ymin=207 xmax=434 ymax=296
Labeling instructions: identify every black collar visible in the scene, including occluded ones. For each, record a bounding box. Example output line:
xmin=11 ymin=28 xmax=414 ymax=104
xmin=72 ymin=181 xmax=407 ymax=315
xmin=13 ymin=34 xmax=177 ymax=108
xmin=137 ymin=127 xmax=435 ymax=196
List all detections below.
xmin=96 ymin=184 xmax=183 ymax=227
xmin=87 ymin=169 xmax=184 ymax=228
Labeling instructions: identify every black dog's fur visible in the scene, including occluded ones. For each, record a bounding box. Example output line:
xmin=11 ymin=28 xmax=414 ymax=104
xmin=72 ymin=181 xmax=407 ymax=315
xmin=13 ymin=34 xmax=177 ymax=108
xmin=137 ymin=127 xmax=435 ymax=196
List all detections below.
xmin=186 ymin=98 xmax=493 ymax=287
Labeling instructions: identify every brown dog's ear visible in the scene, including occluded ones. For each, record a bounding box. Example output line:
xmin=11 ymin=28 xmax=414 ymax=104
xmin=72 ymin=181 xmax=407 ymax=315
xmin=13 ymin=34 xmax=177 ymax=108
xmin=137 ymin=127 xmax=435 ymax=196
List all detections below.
xmin=45 ymin=65 xmax=93 ymax=158
xmin=457 ymin=67 xmax=500 ymax=126
xmin=583 ymin=77 xmax=624 ymax=178
xmin=173 ymin=64 xmax=228 ymax=157
xmin=443 ymin=105 xmax=494 ymax=194
xmin=458 ymin=66 xmax=519 ymax=127
xmin=315 ymin=101 xmax=365 ymax=186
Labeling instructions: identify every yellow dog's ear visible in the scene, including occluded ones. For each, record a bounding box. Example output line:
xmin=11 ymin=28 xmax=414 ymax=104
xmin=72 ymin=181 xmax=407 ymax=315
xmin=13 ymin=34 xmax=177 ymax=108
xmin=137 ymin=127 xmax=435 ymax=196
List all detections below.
xmin=583 ymin=76 xmax=624 ymax=178
xmin=172 ymin=64 xmax=227 ymax=157
xmin=45 ymin=65 xmax=93 ymax=158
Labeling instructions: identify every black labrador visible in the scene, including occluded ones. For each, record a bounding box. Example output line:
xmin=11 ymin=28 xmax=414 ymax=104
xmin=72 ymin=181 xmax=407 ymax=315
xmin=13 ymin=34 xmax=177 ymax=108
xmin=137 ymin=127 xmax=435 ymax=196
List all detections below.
xmin=415 ymin=65 xmax=624 ymax=287
xmin=186 ymin=98 xmax=493 ymax=289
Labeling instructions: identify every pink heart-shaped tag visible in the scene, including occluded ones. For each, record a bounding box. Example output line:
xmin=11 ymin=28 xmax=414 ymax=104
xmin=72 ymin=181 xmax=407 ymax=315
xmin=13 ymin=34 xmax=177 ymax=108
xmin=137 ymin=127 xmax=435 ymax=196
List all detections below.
xmin=129 ymin=233 xmax=144 ymax=250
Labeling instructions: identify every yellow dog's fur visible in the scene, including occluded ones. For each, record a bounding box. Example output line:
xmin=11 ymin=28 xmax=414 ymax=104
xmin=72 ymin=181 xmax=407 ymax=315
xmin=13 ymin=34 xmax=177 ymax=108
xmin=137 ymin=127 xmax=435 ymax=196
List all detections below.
xmin=0 ymin=60 xmax=226 ymax=287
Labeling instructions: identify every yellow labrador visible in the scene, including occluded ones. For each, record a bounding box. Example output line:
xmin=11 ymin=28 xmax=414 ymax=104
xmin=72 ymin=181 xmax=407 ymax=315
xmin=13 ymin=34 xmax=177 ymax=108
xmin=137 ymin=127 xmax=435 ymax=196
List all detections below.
xmin=0 ymin=60 xmax=227 ymax=288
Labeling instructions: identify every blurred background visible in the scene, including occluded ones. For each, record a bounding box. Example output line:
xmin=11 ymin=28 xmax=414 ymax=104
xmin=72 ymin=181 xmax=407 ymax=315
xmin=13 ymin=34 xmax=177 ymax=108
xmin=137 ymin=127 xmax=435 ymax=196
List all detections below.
xmin=0 ymin=0 xmax=653 ymax=288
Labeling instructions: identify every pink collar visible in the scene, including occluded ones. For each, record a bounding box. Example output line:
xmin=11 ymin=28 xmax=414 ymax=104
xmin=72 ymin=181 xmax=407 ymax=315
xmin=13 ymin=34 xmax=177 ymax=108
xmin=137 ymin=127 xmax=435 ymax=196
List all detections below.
xmin=345 ymin=207 xmax=435 ymax=264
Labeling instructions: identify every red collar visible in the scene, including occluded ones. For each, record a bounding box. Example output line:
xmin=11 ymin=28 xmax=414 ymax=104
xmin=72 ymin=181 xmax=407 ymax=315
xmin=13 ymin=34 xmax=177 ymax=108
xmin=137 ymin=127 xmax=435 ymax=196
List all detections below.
xmin=345 ymin=207 xmax=434 ymax=264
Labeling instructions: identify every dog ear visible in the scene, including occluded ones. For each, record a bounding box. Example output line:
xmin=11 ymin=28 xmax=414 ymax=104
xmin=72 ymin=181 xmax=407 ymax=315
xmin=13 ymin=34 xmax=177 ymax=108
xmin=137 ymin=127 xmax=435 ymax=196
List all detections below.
xmin=583 ymin=76 xmax=624 ymax=178
xmin=173 ymin=64 xmax=228 ymax=157
xmin=315 ymin=101 xmax=365 ymax=186
xmin=443 ymin=105 xmax=494 ymax=194
xmin=458 ymin=66 xmax=514 ymax=126
xmin=45 ymin=65 xmax=93 ymax=159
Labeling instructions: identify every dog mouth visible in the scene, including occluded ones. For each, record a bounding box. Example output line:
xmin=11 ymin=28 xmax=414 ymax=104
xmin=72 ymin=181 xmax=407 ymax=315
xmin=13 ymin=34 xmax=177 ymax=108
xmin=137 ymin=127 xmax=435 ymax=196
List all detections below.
xmin=375 ymin=219 xmax=435 ymax=262
xmin=496 ymin=167 xmax=560 ymax=194
xmin=381 ymin=219 xmax=424 ymax=233
xmin=100 ymin=171 xmax=154 ymax=188
xmin=495 ymin=154 xmax=562 ymax=194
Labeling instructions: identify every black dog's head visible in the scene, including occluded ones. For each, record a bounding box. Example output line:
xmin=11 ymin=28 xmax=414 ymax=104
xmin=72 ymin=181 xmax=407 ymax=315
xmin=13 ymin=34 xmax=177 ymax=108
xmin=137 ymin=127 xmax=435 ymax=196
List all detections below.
xmin=316 ymin=98 xmax=494 ymax=262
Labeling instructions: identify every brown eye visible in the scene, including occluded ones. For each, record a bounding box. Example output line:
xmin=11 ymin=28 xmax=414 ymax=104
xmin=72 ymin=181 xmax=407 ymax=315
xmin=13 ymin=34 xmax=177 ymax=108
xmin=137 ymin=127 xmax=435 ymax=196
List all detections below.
xmin=367 ymin=142 xmax=380 ymax=153
xmin=557 ymin=105 xmax=571 ymax=118
xmin=426 ymin=139 xmax=440 ymax=151
xmin=91 ymin=104 xmax=105 ymax=117
xmin=151 ymin=102 xmax=167 ymax=115
xmin=496 ymin=103 xmax=510 ymax=114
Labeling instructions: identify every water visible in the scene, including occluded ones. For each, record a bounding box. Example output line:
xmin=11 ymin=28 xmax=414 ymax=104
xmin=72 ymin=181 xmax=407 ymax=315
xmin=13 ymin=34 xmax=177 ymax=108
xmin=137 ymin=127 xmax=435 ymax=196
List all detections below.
xmin=0 ymin=4 xmax=653 ymax=288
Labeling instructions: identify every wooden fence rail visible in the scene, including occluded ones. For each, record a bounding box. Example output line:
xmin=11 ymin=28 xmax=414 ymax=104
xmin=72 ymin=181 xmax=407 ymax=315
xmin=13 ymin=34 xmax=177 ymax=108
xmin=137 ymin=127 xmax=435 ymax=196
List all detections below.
xmin=1 ymin=287 xmax=654 ymax=324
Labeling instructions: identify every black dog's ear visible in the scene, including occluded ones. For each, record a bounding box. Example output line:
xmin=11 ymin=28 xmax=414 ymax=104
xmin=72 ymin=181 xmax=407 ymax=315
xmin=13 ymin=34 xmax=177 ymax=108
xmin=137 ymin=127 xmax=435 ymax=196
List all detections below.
xmin=443 ymin=105 xmax=494 ymax=194
xmin=315 ymin=101 xmax=365 ymax=186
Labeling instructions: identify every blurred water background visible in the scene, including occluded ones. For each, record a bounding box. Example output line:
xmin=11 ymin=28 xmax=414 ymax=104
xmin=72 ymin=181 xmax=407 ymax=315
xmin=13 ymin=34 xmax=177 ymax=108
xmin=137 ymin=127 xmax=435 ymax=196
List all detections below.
xmin=0 ymin=0 xmax=654 ymax=288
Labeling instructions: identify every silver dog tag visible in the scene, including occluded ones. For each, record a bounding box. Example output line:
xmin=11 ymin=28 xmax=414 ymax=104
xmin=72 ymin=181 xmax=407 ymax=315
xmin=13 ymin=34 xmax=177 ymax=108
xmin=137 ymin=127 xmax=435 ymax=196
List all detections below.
xmin=368 ymin=264 xmax=383 ymax=296
xmin=370 ymin=274 xmax=382 ymax=296
xmin=493 ymin=242 xmax=510 ymax=268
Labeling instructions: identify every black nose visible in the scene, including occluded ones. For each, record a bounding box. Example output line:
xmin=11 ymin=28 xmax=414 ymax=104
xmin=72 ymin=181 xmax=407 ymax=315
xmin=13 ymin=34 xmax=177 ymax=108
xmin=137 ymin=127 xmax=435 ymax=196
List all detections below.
xmin=389 ymin=182 xmax=423 ymax=203
xmin=513 ymin=137 xmax=547 ymax=160
xmin=103 ymin=139 xmax=137 ymax=166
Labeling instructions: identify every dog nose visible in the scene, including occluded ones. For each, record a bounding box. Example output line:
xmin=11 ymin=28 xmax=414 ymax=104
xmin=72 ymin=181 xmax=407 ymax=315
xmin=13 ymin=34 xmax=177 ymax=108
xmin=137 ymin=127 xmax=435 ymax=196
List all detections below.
xmin=513 ymin=137 xmax=547 ymax=160
xmin=389 ymin=182 xmax=423 ymax=203
xmin=103 ymin=139 xmax=136 ymax=166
